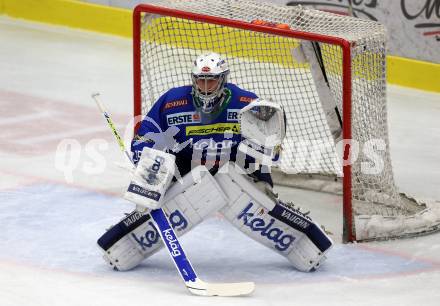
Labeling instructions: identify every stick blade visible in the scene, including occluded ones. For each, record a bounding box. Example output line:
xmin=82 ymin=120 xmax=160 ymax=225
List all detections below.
xmin=187 ymin=279 xmax=255 ymax=297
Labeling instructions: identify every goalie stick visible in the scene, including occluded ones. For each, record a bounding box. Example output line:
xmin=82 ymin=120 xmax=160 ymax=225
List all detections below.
xmin=91 ymin=93 xmax=255 ymax=297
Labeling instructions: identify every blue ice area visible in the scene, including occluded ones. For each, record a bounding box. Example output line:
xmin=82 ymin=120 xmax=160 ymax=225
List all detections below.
xmin=0 ymin=183 xmax=434 ymax=284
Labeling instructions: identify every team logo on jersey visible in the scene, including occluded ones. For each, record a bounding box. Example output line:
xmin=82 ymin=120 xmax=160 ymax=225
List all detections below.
xmin=186 ymin=123 xmax=240 ymax=136
xmin=163 ymin=99 xmax=188 ymax=110
xmin=226 ymin=109 xmax=240 ymax=121
xmin=166 ymin=111 xmax=201 ymax=126
xmin=239 ymin=96 xmax=253 ymax=103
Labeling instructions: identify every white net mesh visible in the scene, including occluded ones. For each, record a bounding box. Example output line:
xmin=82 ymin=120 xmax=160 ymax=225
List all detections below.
xmin=135 ymin=0 xmax=440 ymax=241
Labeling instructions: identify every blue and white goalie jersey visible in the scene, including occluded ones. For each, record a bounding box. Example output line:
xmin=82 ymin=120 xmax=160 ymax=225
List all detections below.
xmin=131 ymin=83 xmax=272 ymax=184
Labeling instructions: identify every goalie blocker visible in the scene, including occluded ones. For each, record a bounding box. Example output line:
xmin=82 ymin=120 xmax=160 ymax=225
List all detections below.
xmin=124 ymin=147 xmax=176 ymax=210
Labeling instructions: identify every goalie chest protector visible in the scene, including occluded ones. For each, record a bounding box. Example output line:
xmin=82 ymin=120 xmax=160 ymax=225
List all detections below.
xmin=132 ymin=83 xmax=258 ymax=171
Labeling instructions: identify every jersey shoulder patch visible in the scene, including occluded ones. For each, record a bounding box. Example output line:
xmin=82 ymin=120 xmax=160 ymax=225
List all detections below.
xmin=160 ymin=86 xmax=193 ymax=111
xmin=239 ymin=96 xmax=254 ymax=103
xmin=225 ymin=83 xmax=258 ymax=104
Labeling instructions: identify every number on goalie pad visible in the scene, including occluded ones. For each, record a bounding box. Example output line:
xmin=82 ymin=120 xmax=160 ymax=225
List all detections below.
xmin=97 ymin=167 xmax=228 ymax=271
xmin=216 ymin=163 xmax=333 ymax=272
xmin=124 ymin=147 xmax=176 ymax=209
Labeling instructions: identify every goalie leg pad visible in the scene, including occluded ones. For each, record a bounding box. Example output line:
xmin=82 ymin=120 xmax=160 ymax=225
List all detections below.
xmin=98 ymin=166 xmax=228 ymax=271
xmin=97 ymin=210 xmax=161 ymax=271
xmin=216 ymin=163 xmax=333 ymax=272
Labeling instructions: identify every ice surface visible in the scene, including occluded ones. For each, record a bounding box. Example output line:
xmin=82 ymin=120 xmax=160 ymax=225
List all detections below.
xmin=0 ymin=16 xmax=439 ymax=306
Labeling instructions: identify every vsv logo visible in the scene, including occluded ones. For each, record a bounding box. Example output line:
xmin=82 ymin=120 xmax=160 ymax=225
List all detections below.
xmin=237 ymin=202 xmax=295 ymax=251
xmin=131 ymin=209 xmax=188 ymax=251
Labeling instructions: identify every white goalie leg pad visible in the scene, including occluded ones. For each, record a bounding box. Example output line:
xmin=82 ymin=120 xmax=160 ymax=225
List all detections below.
xmin=98 ymin=166 xmax=228 ymax=271
xmin=98 ymin=210 xmax=159 ymax=271
xmin=216 ymin=163 xmax=333 ymax=272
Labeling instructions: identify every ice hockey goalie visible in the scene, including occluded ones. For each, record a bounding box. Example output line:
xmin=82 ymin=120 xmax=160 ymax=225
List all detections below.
xmin=97 ymin=53 xmax=333 ymax=272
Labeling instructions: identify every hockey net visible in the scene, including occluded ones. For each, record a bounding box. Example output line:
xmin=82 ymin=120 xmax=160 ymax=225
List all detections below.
xmin=133 ymin=0 xmax=440 ymax=242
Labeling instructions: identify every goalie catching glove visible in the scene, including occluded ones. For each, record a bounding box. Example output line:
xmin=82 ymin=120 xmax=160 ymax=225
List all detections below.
xmin=238 ymin=98 xmax=286 ymax=165
xmin=124 ymin=147 xmax=176 ymax=210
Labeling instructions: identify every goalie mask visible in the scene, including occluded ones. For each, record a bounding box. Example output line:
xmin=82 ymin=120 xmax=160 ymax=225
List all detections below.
xmin=191 ymin=53 xmax=229 ymax=113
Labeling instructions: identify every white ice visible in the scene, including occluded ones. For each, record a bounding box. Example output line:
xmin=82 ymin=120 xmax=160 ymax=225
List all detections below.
xmin=0 ymin=16 xmax=439 ymax=306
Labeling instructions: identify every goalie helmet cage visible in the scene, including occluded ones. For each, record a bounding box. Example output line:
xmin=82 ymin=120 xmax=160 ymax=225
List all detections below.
xmin=133 ymin=0 xmax=440 ymax=243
